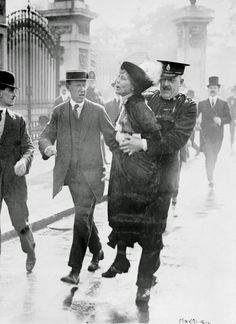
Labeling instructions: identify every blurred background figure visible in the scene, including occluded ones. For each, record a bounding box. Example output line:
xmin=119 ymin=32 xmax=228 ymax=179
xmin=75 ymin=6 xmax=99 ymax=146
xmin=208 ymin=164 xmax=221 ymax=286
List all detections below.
xmin=104 ymin=81 xmax=121 ymax=125
xmin=197 ymin=76 xmax=231 ymax=187
xmin=186 ymin=89 xmax=200 ymax=157
xmin=227 ymin=85 xmax=236 ymax=154
xmin=54 ymin=80 xmax=70 ymax=107
xmin=86 ymin=71 xmax=105 ymax=106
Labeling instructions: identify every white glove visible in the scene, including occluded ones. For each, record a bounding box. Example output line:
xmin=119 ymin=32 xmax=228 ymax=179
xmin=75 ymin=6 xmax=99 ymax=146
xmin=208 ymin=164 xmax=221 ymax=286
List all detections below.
xmin=44 ymin=145 xmax=57 ymax=157
xmin=14 ymin=159 xmax=27 ymax=176
xmin=213 ymin=116 xmax=221 ymax=126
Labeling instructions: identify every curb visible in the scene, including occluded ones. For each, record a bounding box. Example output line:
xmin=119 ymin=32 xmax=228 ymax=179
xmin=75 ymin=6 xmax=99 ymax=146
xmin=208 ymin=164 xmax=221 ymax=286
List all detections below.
xmin=1 ymin=195 xmax=108 ymax=243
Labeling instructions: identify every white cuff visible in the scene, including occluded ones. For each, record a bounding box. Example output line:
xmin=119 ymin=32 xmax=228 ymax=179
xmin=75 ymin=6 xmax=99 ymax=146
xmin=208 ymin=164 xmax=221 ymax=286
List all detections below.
xmin=142 ymin=139 xmax=147 ymax=151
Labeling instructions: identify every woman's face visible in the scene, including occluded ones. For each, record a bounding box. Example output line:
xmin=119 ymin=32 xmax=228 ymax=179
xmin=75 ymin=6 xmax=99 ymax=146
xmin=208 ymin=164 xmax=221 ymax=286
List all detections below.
xmin=115 ymin=69 xmax=134 ymax=97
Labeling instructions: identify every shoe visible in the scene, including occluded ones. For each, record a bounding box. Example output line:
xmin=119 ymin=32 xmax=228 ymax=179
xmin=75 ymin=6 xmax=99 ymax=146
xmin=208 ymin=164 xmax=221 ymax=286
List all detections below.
xmin=102 ymin=265 xmax=122 ymax=278
xmin=135 ymin=287 xmax=151 ymax=303
xmin=102 ymin=256 xmax=130 ymax=278
xmin=61 ymin=270 xmax=80 ymax=285
xmin=26 ymin=251 xmax=36 ymax=272
xmin=88 ymin=250 xmax=104 ymax=272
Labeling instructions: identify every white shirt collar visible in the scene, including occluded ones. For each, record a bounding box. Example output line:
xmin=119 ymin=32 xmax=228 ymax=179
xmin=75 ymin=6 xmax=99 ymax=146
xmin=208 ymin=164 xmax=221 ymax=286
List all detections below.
xmin=209 ymin=96 xmax=218 ymax=103
xmin=0 ymin=107 xmax=7 ymax=115
xmin=70 ymin=98 xmax=84 ymax=110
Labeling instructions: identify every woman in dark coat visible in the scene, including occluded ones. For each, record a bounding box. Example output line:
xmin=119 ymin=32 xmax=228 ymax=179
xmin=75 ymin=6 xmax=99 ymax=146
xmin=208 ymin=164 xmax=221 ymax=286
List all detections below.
xmin=102 ymin=61 xmax=162 ymax=277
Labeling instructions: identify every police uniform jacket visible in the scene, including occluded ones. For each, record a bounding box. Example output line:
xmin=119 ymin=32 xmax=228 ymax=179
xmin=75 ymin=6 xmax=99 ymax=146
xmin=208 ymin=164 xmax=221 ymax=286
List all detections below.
xmin=38 ymin=99 xmax=117 ymax=198
xmin=198 ymin=98 xmax=231 ymax=144
xmin=0 ymin=110 xmax=34 ymax=201
xmin=147 ymin=91 xmax=197 ymax=193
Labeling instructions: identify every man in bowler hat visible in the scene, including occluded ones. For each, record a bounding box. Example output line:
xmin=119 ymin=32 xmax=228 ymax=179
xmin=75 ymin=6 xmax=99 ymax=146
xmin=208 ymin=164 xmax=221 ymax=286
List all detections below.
xmin=227 ymin=85 xmax=236 ymax=153
xmin=0 ymin=70 xmax=36 ymax=271
xmin=119 ymin=60 xmax=197 ymax=303
xmin=197 ymin=76 xmax=231 ymax=186
xmin=39 ymin=70 xmax=118 ymax=284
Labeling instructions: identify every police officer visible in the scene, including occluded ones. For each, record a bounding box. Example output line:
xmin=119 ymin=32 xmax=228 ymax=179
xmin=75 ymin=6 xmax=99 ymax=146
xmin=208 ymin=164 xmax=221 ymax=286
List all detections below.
xmin=120 ymin=60 xmax=197 ymax=303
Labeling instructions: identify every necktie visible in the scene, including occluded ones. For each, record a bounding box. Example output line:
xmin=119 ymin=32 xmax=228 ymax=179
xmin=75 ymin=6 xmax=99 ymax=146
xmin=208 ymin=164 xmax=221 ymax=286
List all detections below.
xmin=0 ymin=110 xmax=3 ymax=122
xmin=73 ymin=104 xmax=81 ymax=119
xmin=211 ymin=99 xmax=215 ymax=107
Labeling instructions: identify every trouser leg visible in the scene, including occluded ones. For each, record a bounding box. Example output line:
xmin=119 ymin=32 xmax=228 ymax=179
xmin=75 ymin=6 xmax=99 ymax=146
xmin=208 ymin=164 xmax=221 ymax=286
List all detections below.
xmin=4 ymin=198 xmax=35 ymax=254
xmin=0 ymin=174 xmax=2 ymax=255
xmin=203 ymin=142 xmax=221 ymax=182
xmin=136 ymin=239 xmax=162 ymax=289
xmin=68 ymin=176 xmax=101 ymax=272
xmin=230 ymin=123 xmax=235 ymax=146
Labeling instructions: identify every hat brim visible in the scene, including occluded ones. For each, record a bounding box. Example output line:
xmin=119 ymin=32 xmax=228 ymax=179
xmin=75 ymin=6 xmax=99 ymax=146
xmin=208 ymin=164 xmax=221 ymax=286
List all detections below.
xmin=0 ymin=82 xmax=18 ymax=89
xmin=66 ymin=78 xmax=88 ymax=81
xmin=207 ymin=84 xmax=221 ymax=87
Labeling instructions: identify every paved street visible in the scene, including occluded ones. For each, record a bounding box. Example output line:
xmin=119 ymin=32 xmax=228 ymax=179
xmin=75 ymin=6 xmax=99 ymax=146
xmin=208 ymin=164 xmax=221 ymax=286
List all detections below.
xmin=0 ymin=135 xmax=236 ymax=324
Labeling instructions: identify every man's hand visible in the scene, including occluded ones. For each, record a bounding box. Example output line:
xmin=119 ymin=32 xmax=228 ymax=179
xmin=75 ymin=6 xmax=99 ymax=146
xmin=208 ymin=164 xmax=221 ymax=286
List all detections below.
xmin=101 ymin=168 xmax=110 ymax=182
xmin=119 ymin=136 xmax=144 ymax=155
xmin=213 ymin=116 xmax=221 ymax=126
xmin=14 ymin=159 xmax=27 ymax=176
xmin=44 ymin=145 xmax=57 ymax=157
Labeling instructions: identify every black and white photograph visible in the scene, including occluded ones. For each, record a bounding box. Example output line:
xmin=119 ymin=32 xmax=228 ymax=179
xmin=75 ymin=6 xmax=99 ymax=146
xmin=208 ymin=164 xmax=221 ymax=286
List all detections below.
xmin=0 ymin=0 xmax=235 ymax=323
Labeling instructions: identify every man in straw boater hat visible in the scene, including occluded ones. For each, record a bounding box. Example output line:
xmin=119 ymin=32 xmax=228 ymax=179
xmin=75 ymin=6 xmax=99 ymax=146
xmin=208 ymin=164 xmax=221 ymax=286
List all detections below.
xmin=118 ymin=60 xmax=197 ymax=303
xmin=197 ymin=76 xmax=231 ymax=187
xmin=39 ymin=70 xmax=118 ymax=285
xmin=0 ymin=70 xmax=36 ymax=272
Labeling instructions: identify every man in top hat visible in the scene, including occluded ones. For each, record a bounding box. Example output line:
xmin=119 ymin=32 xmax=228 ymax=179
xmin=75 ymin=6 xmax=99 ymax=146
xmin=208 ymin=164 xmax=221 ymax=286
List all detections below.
xmin=197 ymin=76 xmax=231 ymax=187
xmin=119 ymin=60 xmax=197 ymax=303
xmin=0 ymin=70 xmax=36 ymax=271
xmin=227 ymin=85 xmax=236 ymax=152
xmin=53 ymin=80 xmax=70 ymax=107
xmin=39 ymin=70 xmax=118 ymax=285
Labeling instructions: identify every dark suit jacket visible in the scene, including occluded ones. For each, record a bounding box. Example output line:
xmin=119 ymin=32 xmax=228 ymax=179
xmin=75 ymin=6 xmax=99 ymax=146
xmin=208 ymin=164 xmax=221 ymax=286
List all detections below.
xmin=0 ymin=110 xmax=34 ymax=201
xmin=198 ymin=98 xmax=231 ymax=144
xmin=105 ymin=98 xmax=120 ymax=125
xmin=38 ymin=99 xmax=117 ymax=199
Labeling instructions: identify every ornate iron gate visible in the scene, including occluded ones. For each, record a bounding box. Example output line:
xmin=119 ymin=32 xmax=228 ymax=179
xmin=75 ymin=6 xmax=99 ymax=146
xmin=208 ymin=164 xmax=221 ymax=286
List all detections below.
xmin=7 ymin=5 xmax=60 ymax=138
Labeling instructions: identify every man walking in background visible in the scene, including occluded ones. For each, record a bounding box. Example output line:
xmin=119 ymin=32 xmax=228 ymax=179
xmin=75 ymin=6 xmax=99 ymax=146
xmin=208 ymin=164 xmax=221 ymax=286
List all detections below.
xmin=197 ymin=76 xmax=231 ymax=187
xmin=0 ymin=70 xmax=36 ymax=272
xmin=227 ymin=85 xmax=236 ymax=153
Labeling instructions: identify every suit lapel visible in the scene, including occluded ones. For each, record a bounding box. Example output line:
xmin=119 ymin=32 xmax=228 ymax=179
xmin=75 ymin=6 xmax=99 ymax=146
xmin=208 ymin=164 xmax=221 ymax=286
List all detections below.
xmin=0 ymin=110 xmax=16 ymax=144
xmin=78 ymin=99 xmax=92 ymax=144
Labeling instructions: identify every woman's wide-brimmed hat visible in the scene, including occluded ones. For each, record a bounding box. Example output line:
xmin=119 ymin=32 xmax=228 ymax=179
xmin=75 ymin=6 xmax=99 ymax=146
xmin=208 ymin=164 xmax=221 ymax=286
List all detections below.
xmin=0 ymin=70 xmax=18 ymax=89
xmin=66 ymin=70 xmax=89 ymax=81
xmin=120 ymin=61 xmax=153 ymax=93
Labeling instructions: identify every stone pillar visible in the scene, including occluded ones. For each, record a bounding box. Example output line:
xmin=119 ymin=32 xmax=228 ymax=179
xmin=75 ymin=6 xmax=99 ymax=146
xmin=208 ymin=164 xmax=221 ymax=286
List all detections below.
xmin=0 ymin=0 xmax=7 ymax=69
xmin=173 ymin=0 xmax=213 ymax=98
xmin=40 ymin=0 xmax=97 ymax=80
